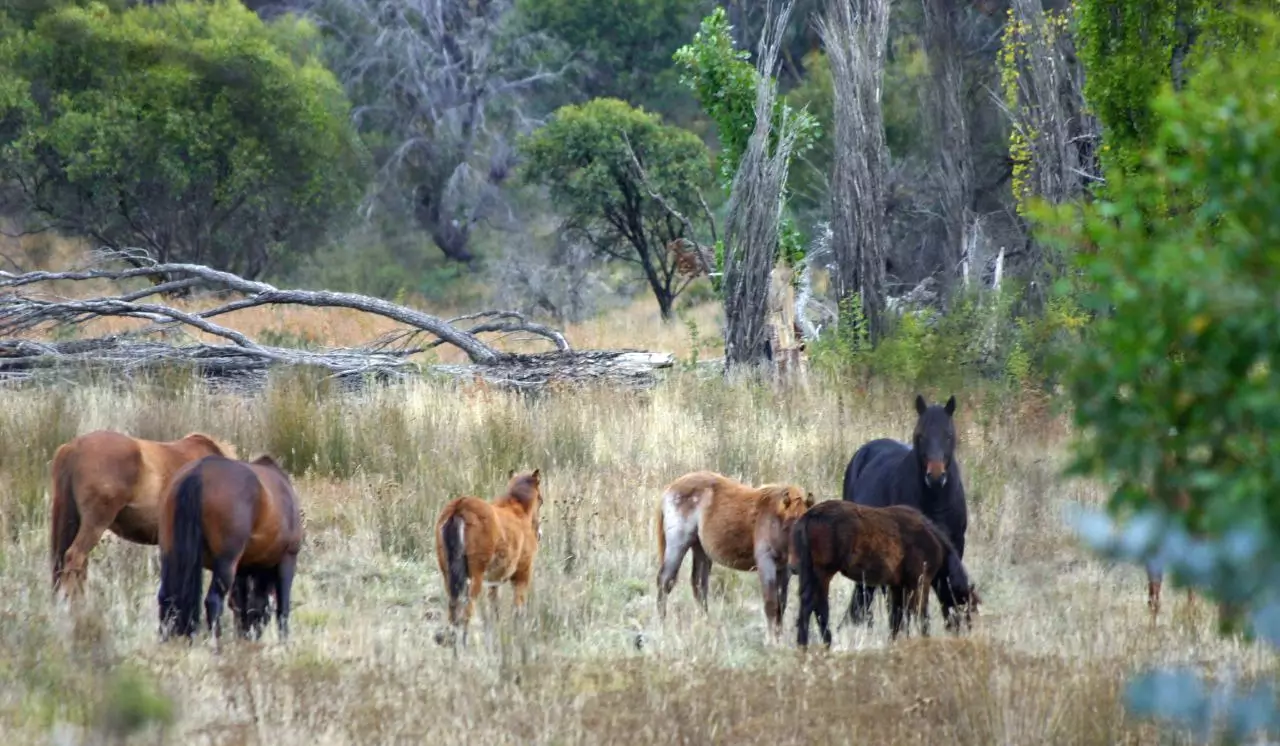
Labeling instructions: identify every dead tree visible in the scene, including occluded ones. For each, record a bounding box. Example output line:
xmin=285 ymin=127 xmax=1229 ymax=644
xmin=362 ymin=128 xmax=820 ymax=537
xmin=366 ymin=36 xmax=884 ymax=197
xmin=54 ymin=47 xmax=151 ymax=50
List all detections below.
xmin=0 ymin=252 xmax=676 ymax=389
xmin=288 ymin=0 xmax=565 ymax=264
xmin=922 ymin=0 xmax=975 ymax=295
xmin=820 ymin=0 xmax=892 ymax=344
xmin=722 ymin=0 xmax=806 ymax=372
xmin=998 ymin=0 xmax=1101 ymax=304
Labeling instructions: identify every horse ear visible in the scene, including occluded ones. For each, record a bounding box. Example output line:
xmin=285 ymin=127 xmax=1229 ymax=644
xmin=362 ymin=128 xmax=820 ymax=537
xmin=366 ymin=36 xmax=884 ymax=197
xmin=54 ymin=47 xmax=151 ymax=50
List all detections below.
xmin=532 ymin=468 xmax=541 ymax=483
xmin=508 ymin=469 xmax=516 ymax=480
xmin=945 ymin=395 xmax=957 ymax=416
xmin=915 ymin=394 xmax=928 ymax=415
xmin=805 ymin=491 xmax=816 ymax=507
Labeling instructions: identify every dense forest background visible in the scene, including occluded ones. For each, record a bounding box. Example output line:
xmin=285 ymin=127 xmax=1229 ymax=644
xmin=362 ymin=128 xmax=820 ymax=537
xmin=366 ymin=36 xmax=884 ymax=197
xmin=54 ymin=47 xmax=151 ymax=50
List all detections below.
xmin=0 ymin=0 xmax=1272 ymax=386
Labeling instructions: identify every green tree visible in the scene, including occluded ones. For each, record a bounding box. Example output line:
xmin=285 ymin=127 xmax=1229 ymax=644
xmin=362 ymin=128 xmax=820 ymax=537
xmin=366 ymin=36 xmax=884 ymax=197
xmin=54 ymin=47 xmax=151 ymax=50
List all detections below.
xmin=1037 ymin=7 xmax=1280 ymax=624
xmin=518 ymin=98 xmax=714 ymax=320
xmin=671 ymin=7 xmax=818 ymax=282
xmin=0 ymin=0 xmax=370 ymax=279
xmin=1053 ymin=15 xmax=1280 ymax=740
xmin=1077 ymin=0 xmax=1273 ymax=182
xmin=515 ymin=0 xmax=709 ymax=113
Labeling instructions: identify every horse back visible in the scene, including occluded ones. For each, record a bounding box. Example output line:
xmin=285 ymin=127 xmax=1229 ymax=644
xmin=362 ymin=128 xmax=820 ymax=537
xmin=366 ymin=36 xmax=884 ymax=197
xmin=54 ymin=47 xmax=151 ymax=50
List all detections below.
xmin=842 ymin=438 xmax=911 ymax=507
xmin=686 ymin=473 xmax=767 ymax=571
xmin=247 ymin=459 xmax=304 ymax=555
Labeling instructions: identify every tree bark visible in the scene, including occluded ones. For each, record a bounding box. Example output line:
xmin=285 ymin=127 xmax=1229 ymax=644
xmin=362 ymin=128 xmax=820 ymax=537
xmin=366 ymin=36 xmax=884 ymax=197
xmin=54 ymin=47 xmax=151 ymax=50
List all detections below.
xmin=821 ymin=0 xmax=892 ymax=343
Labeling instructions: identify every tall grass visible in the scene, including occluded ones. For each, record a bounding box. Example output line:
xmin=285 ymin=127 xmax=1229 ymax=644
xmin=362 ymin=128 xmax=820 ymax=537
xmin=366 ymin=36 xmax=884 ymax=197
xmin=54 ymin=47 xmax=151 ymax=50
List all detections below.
xmin=0 ymin=368 xmax=1269 ymax=744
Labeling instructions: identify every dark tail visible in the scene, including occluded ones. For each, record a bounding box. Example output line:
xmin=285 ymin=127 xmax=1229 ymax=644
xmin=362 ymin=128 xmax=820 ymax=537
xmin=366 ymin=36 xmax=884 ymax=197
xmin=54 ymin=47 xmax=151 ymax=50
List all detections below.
xmin=791 ymin=516 xmax=817 ymax=646
xmin=160 ymin=469 xmax=206 ymax=638
xmin=441 ymin=512 xmax=469 ymax=614
xmin=50 ymin=453 xmax=79 ymax=590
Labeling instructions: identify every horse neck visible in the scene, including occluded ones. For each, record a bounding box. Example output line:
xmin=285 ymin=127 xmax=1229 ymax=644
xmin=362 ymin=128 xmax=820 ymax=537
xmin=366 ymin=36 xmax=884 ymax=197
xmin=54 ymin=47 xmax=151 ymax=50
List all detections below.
xmin=495 ymin=493 xmax=535 ymax=521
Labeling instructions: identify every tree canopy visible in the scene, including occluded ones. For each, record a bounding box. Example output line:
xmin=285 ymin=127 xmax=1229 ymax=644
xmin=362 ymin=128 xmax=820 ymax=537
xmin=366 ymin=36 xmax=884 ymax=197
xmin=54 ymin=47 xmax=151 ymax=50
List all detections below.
xmin=0 ymin=0 xmax=370 ymax=279
xmin=518 ymin=97 xmax=713 ymax=320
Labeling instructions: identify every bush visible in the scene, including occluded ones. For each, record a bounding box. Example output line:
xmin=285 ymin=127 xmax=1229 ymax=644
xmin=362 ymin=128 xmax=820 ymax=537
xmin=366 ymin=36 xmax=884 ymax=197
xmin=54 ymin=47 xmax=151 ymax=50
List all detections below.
xmin=1042 ymin=11 xmax=1280 ymax=741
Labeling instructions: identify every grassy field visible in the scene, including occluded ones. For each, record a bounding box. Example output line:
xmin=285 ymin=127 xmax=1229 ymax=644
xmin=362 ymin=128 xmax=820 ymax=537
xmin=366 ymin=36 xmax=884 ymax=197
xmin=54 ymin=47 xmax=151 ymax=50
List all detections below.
xmin=0 ymin=366 xmax=1274 ymax=746
xmin=1 ymin=236 xmax=1274 ymax=744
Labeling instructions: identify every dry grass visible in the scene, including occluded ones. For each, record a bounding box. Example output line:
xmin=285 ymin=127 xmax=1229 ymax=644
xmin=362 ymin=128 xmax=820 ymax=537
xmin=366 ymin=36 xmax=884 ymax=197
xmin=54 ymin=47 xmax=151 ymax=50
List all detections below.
xmin=0 ymin=366 xmax=1274 ymax=746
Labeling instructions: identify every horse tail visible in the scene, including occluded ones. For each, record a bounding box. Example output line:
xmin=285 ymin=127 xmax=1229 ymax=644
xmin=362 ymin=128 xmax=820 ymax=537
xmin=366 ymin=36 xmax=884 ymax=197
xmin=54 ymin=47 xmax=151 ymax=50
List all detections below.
xmin=49 ymin=446 xmax=79 ymax=590
xmin=440 ymin=510 xmax=469 ymax=609
xmin=161 ymin=468 xmax=206 ymax=637
xmin=792 ymin=514 xmax=818 ymax=612
xmin=655 ymin=498 xmax=667 ymax=569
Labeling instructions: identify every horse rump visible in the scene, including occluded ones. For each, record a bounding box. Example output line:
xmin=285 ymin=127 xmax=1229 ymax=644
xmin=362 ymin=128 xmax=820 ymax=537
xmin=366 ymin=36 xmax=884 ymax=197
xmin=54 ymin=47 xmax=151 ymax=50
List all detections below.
xmin=439 ymin=511 xmax=470 ymax=623
xmin=49 ymin=449 xmax=80 ymax=591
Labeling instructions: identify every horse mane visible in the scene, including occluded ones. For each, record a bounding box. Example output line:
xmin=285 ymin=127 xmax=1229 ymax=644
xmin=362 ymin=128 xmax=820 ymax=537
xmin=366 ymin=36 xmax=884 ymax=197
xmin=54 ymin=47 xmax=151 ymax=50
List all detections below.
xmin=918 ymin=512 xmax=959 ymax=557
xmin=182 ymin=432 xmax=238 ymax=460
xmin=249 ymin=453 xmax=282 ymax=470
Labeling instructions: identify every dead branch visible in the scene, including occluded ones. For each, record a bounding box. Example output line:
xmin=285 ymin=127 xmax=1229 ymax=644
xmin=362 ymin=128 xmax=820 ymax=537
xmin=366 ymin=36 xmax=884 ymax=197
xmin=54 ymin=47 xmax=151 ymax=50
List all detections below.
xmin=0 ymin=252 xmax=678 ymax=389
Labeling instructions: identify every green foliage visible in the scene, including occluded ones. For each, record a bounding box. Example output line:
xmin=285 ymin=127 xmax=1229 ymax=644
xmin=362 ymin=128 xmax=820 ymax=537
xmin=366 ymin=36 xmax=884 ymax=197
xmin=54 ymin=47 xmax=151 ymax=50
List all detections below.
xmin=1076 ymin=0 xmax=1276 ymax=184
xmin=514 ymin=0 xmax=706 ymax=111
xmin=671 ymin=7 xmax=819 ymax=280
xmin=517 ymin=97 xmax=714 ymax=318
xmin=0 ymin=0 xmax=370 ymax=278
xmin=1038 ymin=10 xmax=1280 ymax=609
xmin=672 ymin=8 xmax=820 ymax=186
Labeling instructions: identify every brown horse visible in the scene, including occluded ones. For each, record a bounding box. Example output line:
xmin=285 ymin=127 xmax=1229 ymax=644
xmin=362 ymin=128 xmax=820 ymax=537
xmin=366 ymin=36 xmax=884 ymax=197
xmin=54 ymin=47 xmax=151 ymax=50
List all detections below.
xmin=50 ymin=430 xmax=236 ymax=598
xmin=157 ymin=454 xmax=303 ymax=643
xmin=655 ymin=470 xmax=815 ymax=639
xmin=790 ymin=500 xmax=980 ymax=647
xmin=434 ymin=469 xmax=544 ymax=644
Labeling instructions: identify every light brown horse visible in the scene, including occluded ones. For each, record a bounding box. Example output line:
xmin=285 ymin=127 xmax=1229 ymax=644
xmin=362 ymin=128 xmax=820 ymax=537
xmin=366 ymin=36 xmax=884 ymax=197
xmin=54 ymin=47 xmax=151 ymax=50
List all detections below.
xmin=434 ymin=469 xmax=544 ymax=644
xmin=50 ymin=430 xmax=236 ymax=598
xmin=157 ymin=454 xmax=303 ymax=643
xmin=655 ymin=470 xmax=815 ymax=639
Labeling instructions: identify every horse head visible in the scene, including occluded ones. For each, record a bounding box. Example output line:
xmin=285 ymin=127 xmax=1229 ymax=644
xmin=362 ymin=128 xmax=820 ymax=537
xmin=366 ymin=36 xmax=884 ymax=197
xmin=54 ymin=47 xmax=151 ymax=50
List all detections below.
xmin=507 ymin=468 xmax=544 ymax=541
xmin=913 ymin=394 xmax=957 ymax=490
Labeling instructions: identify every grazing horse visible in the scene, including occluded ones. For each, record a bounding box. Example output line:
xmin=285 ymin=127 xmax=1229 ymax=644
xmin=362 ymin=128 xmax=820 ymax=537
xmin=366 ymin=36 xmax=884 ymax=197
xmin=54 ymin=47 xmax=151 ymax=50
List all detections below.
xmin=655 ymin=470 xmax=815 ymax=639
xmin=435 ymin=469 xmax=545 ymax=645
xmin=50 ymin=430 xmax=236 ymax=598
xmin=842 ymin=394 xmax=969 ymax=629
xmin=790 ymin=500 xmax=980 ymax=647
xmin=157 ymin=454 xmax=303 ymax=643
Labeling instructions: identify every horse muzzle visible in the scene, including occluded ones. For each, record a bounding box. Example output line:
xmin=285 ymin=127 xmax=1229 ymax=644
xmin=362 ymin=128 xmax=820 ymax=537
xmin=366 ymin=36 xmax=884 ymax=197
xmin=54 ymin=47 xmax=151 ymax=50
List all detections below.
xmin=924 ymin=460 xmax=948 ymax=489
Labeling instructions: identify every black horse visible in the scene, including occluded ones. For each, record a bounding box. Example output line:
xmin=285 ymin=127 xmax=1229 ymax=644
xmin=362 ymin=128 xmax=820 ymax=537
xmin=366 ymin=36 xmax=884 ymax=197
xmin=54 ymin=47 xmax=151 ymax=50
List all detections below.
xmin=841 ymin=394 xmax=970 ymax=630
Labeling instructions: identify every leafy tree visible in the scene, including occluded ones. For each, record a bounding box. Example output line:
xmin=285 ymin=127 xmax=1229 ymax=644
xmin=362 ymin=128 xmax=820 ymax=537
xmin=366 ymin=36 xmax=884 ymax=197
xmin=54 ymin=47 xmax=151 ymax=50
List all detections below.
xmin=514 ymin=0 xmax=709 ymax=112
xmin=1076 ymin=0 xmax=1272 ymax=183
xmin=1036 ymin=12 xmax=1280 ymax=731
xmin=671 ymin=6 xmax=818 ymax=282
xmin=518 ymin=98 xmax=714 ymax=320
xmin=0 ymin=0 xmax=370 ymax=279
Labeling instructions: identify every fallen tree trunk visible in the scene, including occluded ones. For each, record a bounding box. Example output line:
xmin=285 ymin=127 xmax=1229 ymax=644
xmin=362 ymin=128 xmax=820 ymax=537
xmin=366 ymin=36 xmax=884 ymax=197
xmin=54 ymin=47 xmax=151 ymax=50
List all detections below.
xmin=0 ymin=252 xmax=676 ymax=390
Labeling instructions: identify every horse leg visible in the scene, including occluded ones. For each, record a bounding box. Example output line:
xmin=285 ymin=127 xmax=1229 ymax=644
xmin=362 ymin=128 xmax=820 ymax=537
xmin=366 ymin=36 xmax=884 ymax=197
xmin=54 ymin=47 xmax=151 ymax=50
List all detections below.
xmin=915 ymin=584 xmax=931 ymax=637
xmin=815 ymin=573 xmax=834 ymax=648
xmin=847 ymin=581 xmax=876 ymax=629
xmin=656 ymin=530 xmax=694 ymax=621
xmin=59 ymin=517 xmax=110 ymax=600
xmin=231 ymin=572 xmax=253 ymax=639
xmin=205 ymin=556 xmax=236 ymax=650
xmin=274 ymin=555 xmax=297 ymax=642
xmin=1145 ymin=557 xmax=1163 ymax=622
xmin=690 ymin=540 xmax=712 ymax=614
xmin=888 ymin=586 xmax=907 ymax=640
xmin=756 ymin=556 xmax=781 ymax=642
